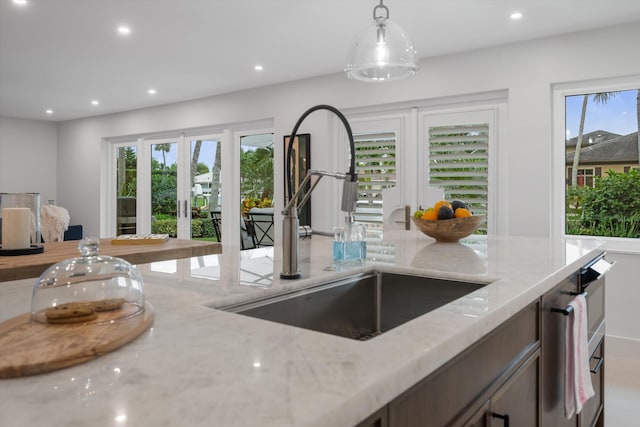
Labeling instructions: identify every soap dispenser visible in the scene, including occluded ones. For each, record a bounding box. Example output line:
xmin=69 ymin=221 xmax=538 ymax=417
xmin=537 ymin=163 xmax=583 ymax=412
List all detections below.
xmin=333 ymin=215 xmax=367 ymax=265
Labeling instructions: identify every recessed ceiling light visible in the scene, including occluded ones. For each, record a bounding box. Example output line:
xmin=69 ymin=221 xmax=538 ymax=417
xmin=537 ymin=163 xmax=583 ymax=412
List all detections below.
xmin=91 ymin=100 xmax=100 ymax=106
xmin=148 ymin=88 xmax=157 ymax=95
xmin=510 ymin=12 xmax=523 ymax=20
xmin=45 ymin=109 xmax=53 ymax=115
xmin=13 ymin=0 xmax=28 ymax=5
xmin=117 ymin=26 xmax=131 ymax=36
xmin=254 ymin=65 xmax=264 ymax=71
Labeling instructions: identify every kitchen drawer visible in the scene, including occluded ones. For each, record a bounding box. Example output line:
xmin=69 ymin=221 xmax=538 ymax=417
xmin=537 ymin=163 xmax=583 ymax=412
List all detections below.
xmin=579 ymin=338 xmax=604 ymax=427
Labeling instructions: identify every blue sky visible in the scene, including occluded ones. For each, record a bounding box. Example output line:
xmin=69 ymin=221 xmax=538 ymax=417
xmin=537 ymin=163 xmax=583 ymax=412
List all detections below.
xmin=566 ymin=89 xmax=639 ymax=139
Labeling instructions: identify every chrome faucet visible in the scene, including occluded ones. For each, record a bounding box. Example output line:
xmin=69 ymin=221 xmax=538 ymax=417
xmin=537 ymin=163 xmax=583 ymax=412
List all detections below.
xmin=281 ymin=105 xmax=359 ymax=279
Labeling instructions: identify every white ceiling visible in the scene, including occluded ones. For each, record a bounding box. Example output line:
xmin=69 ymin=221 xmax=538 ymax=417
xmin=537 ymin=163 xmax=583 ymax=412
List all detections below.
xmin=2 ymin=0 xmax=640 ymax=122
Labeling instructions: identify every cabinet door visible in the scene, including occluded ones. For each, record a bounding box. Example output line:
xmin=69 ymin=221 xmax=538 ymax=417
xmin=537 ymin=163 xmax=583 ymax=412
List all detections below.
xmin=490 ymin=353 xmax=539 ymax=427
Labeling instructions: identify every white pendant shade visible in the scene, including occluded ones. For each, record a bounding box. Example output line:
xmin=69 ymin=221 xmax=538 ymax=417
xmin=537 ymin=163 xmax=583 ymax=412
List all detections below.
xmin=345 ymin=2 xmax=419 ymax=82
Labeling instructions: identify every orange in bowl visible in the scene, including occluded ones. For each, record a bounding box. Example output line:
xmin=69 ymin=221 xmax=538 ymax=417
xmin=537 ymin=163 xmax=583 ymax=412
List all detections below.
xmin=421 ymin=209 xmax=438 ymax=221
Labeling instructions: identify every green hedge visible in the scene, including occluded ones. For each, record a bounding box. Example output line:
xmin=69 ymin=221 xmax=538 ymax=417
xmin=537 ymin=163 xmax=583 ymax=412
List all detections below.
xmin=566 ymin=169 xmax=640 ymax=238
xmin=151 ymin=218 xmax=216 ymax=238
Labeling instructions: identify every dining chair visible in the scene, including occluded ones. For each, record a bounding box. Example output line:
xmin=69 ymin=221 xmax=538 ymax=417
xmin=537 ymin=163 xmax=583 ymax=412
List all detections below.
xmin=247 ymin=210 xmax=274 ymax=247
xmin=210 ymin=210 xmax=257 ymax=250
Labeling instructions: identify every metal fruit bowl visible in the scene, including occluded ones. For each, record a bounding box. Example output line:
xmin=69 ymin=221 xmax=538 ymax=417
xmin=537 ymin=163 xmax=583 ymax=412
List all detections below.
xmin=411 ymin=215 xmax=485 ymax=242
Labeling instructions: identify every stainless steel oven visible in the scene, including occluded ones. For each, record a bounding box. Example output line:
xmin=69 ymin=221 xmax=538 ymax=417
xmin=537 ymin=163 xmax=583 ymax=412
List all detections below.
xmin=541 ymin=251 xmax=613 ymax=427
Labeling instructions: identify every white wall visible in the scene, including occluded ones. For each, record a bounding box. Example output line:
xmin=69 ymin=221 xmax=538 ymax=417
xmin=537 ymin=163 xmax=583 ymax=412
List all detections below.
xmin=56 ymin=22 xmax=640 ymax=240
xmin=0 ymin=116 xmax=57 ymax=205
xmin=8 ymin=22 xmax=640 ymax=347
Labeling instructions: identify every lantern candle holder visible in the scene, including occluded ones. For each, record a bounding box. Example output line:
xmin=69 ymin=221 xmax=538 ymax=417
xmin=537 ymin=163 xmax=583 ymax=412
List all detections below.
xmin=0 ymin=193 xmax=45 ymax=255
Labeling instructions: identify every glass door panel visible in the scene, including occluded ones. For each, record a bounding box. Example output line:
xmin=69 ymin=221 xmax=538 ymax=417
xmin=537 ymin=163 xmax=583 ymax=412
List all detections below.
xmin=115 ymin=144 xmax=138 ymax=235
xmin=150 ymin=140 xmax=179 ymax=237
xmin=240 ymin=133 xmax=274 ymax=250
xmin=190 ymin=138 xmax=222 ymax=242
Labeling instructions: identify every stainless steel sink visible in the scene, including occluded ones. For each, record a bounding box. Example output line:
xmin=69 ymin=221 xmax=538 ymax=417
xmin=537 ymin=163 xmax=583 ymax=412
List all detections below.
xmin=222 ymin=272 xmax=488 ymax=341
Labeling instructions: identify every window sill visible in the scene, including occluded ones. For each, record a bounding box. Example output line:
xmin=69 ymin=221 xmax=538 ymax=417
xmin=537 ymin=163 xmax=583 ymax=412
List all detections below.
xmin=566 ymin=234 xmax=640 ymax=254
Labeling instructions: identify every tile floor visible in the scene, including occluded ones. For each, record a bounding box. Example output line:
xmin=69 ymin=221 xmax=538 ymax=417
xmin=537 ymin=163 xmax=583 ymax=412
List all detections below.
xmin=605 ymin=354 xmax=640 ymax=426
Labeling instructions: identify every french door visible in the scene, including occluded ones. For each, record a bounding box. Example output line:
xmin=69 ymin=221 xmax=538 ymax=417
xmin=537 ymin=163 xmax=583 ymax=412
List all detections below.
xmin=111 ymin=133 xmax=223 ymax=240
xmin=335 ymin=114 xmax=417 ymax=237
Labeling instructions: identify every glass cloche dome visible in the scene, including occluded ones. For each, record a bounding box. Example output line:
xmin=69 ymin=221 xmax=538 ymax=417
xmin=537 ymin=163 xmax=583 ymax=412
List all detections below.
xmin=31 ymin=237 xmax=145 ymax=325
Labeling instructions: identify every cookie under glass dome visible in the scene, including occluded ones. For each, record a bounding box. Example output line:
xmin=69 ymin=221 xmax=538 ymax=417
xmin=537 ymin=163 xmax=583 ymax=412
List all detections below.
xmin=31 ymin=237 xmax=145 ymax=325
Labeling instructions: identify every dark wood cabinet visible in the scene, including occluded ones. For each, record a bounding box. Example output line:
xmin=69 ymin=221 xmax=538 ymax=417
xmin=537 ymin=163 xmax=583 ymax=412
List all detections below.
xmin=387 ymin=302 xmax=539 ymax=427
xmin=356 ymin=252 xmax=606 ymax=427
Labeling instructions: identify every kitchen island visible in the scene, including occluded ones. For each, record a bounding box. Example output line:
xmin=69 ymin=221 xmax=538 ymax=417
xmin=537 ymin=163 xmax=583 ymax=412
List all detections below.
xmin=0 ymin=233 xmax=604 ymax=427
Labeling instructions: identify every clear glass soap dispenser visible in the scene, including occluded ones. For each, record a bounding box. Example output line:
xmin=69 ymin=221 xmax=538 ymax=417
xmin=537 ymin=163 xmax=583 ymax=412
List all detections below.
xmin=333 ymin=215 xmax=367 ymax=265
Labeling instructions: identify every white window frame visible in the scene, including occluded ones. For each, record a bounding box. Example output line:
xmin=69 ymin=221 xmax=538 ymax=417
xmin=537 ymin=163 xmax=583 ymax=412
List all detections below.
xmin=551 ymin=75 xmax=640 ymax=251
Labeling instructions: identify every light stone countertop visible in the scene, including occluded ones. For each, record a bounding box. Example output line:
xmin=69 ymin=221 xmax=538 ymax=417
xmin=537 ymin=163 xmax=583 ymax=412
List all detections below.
xmin=0 ymin=232 xmax=605 ymax=427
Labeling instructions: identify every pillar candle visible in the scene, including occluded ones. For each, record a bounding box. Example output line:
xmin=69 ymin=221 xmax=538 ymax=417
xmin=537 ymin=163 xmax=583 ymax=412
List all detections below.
xmin=2 ymin=208 xmax=32 ymax=249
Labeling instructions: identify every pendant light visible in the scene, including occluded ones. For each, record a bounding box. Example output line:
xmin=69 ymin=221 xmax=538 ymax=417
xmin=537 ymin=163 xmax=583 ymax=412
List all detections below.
xmin=345 ymin=0 xmax=419 ymax=82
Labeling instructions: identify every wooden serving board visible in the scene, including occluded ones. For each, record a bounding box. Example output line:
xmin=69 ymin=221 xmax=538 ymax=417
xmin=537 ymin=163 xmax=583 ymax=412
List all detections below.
xmin=0 ymin=303 xmax=154 ymax=378
xmin=111 ymin=234 xmax=169 ymax=245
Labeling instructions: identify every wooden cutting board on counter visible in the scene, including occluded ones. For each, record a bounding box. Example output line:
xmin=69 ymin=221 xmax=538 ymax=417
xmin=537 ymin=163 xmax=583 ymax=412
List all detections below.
xmin=0 ymin=303 xmax=153 ymax=378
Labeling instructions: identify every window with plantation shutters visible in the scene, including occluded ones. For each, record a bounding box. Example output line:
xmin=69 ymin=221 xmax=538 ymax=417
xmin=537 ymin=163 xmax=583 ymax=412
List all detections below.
xmin=352 ymin=131 xmax=397 ymax=242
xmin=428 ymin=123 xmax=489 ymax=233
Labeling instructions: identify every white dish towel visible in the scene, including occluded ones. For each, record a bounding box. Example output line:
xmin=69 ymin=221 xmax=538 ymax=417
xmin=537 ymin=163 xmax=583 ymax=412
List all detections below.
xmin=565 ymin=293 xmax=595 ymax=419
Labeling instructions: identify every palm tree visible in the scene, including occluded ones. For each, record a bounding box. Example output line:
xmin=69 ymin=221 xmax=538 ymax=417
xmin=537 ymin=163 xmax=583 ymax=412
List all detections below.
xmin=210 ymin=141 xmax=222 ymax=210
xmin=191 ymin=140 xmax=202 ymax=189
xmin=571 ymin=92 xmax=619 ymax=186
xmin=154 ymin=143 xmax=171 ymax=170
xmin=117 ymin=147 xmax=126 ymax=195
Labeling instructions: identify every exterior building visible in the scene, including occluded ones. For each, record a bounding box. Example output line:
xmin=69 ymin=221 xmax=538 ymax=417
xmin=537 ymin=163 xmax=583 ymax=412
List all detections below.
xmin=566 ymin=132 xmax=639 ymax=187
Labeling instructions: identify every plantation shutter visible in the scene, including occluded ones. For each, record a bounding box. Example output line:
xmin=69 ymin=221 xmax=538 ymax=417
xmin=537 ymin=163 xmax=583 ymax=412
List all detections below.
xmin=428 ymin=123 xmax=489 ymax=232
xmin=353 ymin=131 xmax=397 ymax=244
